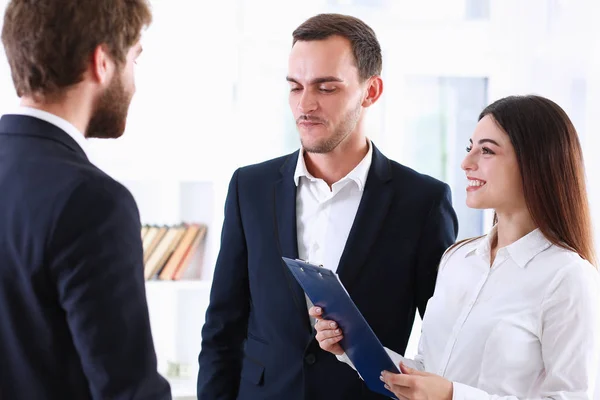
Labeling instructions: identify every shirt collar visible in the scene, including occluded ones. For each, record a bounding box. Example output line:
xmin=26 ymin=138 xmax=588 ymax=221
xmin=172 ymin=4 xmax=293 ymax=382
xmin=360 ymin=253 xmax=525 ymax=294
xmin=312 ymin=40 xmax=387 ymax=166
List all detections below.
xmin=293 ymin=139 xmax=373 ymax=191
xmin=11 ymin=106 xmax=88 ymax=156
xmin=467 ymin=225 xmax=552 ymax=268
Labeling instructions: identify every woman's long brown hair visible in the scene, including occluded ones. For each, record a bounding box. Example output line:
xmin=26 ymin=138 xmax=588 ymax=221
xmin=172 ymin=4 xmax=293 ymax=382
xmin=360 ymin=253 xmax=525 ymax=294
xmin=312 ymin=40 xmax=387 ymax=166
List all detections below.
xmin=449 ymin=95 xmax=596 ymax=266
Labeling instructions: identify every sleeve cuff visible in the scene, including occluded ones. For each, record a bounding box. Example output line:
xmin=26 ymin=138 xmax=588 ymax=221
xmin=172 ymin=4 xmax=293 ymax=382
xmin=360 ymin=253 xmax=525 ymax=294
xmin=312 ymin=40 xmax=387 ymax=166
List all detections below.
xmin=452 ymin=382 xmax=489 ymax=400
xmin=335 ymin=353 xmax=362 ymax=380
xmin=383 ymin=347 xmax=424 ymax=372
xmin=335 ymin=353 xmax=356 ymax=369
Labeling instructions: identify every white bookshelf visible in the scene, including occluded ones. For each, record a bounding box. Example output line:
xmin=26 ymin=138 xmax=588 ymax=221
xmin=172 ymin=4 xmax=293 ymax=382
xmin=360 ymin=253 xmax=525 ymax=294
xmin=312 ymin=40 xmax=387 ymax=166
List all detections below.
xmin=121 ymin=179 xmax=218 ymax=278
xmin=146 ymin=280 xmax=212 ymax=399
xmin=165 ymin=376 xmax=198 ymax=400
xmin=116 ymin=178 xmax=225 ymax=398
xmin=86 ymin=161 xmax=230 ymax=399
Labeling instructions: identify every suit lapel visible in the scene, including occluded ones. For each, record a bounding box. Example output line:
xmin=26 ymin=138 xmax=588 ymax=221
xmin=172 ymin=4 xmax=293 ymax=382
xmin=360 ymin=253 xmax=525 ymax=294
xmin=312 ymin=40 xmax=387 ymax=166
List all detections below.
xmin=273 ymin=151 xmax=312 ymax=332
xmin=336 ymin=145 xmax=393 ymax=293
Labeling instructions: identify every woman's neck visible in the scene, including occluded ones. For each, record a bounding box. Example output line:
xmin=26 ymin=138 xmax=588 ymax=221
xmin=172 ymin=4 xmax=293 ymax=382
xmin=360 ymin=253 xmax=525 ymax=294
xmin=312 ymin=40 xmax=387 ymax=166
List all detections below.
xmin=489 ymin=209 xmax=537 ymax=266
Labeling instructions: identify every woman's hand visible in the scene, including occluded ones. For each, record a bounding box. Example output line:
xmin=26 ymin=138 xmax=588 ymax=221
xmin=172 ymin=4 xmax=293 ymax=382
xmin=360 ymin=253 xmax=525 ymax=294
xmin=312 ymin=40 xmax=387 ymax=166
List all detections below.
xmin=309 ymin=306 xmax=344 ymax=356
xmin=381 ymin=363 xmax=453 ymax=400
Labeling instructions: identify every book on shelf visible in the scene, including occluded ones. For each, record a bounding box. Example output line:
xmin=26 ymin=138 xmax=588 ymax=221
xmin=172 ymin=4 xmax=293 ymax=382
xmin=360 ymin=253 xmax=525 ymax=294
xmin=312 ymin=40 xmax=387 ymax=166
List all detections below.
xmin=141 ymin=223 xmax=207 ymax=281
xmin=143 ymin=225 xmax=168 ymax=264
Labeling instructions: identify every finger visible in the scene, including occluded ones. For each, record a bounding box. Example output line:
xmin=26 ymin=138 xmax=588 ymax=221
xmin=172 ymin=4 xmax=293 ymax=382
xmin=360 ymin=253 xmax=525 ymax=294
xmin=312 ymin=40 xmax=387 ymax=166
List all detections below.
xmin=314 ymin=319 xmax=338 ymax=332
xmin=399 ymin=362 xmax=427 ymax=376
xmin=315 ymin=327 xmax=343 ymax=342
xmin=309 ymin=306 xmax=323 ymax=318
xmin=383 ymin=383 xmax=411 ymax=400
xmin=319 ymin=335 xmax=343 ymax=350
xmin=381 ymin=371 xmax=412 ymax=388
xmin=399 ymin=362 xmax=413 ymax=374
xmin=381 ymin=383 xmax=398 ymax=398
xmin=380 ymin=379 xmax=403 ymax=398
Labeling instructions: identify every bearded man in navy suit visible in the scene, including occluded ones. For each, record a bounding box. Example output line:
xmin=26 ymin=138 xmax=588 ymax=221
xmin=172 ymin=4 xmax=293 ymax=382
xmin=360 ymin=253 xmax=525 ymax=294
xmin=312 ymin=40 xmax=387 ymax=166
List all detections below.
xmin=0 ymin=1 xmax=170 ymax=399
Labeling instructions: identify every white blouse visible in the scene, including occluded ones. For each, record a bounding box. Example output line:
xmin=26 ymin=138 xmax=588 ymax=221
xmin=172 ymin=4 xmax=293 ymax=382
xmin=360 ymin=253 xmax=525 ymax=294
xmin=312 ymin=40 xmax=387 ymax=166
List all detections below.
xmin=339 ymin=227 xmax=600 ymax=400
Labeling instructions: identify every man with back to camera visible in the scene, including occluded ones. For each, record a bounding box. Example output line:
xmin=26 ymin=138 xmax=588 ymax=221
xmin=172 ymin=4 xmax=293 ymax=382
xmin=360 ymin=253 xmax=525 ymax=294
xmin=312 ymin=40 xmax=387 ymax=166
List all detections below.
xmin=197 ymin=13 xmax=459 ymax=400
xmin=0 ymin=1 xmax=171 ymax=399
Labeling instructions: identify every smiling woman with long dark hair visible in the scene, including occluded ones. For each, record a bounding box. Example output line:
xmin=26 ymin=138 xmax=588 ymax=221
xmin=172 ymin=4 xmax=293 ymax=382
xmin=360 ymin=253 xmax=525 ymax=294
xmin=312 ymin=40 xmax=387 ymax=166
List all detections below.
xmin=313 ymin=94 xmax=600 ymax=400
xmin=479 ymin=95 xmax=596 ymax=265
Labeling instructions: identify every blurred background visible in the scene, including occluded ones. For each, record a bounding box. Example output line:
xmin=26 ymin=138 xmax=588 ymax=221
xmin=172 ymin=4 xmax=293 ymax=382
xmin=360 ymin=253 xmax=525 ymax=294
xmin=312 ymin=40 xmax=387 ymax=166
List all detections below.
xmin=1 ymin=0 xmax=599 ymax=398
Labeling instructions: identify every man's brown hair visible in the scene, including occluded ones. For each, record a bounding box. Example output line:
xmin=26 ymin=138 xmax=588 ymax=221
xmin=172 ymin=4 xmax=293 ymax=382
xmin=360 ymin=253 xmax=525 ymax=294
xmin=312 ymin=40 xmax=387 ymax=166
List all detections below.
xmin=292 ymin=13 xmax=382 ymax=81
xmin=1 ymin=0 xmax=152 ymax=100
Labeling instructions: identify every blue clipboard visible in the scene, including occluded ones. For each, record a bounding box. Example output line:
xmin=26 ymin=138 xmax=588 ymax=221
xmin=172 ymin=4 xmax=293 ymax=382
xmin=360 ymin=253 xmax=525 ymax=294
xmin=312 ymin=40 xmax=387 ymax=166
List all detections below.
xmin=282 ymin=257 xmax=400 ymax=399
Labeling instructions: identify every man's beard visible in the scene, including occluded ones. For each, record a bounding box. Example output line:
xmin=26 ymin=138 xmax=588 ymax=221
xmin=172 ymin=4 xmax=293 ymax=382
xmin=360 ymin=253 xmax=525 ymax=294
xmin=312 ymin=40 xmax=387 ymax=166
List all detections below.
xmin=86 ymin=72 xmax=132 ymax=139
xmin=300 ymin=101 xmax=362 ymax=154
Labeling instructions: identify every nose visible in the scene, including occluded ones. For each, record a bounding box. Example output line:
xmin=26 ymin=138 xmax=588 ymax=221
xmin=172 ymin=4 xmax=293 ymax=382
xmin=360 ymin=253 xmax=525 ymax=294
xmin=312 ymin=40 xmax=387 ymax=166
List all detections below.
xmin=461 ymin=150 xmax=477 ymax=172
xmin=297 ymin=91 xmax=317 ymax=114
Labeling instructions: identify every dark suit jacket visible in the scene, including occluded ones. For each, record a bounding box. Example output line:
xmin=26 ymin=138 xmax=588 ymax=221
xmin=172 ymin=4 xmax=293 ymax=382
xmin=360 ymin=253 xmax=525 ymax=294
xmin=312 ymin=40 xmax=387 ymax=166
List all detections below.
xmin=0 ymin=115 xmax=171 ymax=400
xmin=198 ymin=145 xmax=458 ymax=400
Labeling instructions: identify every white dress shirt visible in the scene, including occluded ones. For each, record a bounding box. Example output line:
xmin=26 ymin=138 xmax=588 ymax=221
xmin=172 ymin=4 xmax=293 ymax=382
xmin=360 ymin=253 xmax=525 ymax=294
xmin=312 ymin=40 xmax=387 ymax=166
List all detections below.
xmin=294 ymin=140 xmax=372 ymax=272
xmin=295 ymin=140 xmax=372 ymax=323
xmin=339 ymin=226 xmax=600 ymax=400
xmin=9 ymin=106 xmax=88 ymax=156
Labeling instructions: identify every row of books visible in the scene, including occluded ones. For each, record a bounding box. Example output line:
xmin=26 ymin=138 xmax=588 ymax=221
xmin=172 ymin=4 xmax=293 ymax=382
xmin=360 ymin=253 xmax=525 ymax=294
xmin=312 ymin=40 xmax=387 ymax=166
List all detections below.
xmin=142 ymin=223 xmax=207 ymax=280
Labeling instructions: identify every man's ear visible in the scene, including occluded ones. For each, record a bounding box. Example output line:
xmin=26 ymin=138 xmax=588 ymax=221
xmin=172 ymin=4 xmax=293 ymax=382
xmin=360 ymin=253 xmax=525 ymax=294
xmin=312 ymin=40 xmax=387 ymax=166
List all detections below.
xmin=362 ymin=76 xmax=383 ymax=108
xmin=90 ymin=44 xmax=114 ymax=85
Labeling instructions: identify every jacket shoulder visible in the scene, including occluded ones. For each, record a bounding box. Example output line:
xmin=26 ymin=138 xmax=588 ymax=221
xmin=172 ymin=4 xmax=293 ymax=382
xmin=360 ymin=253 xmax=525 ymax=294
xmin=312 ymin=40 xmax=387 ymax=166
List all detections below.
xmin=388 ymin=160 xmax=450 ymax=196
xmin=237 ymin=152 xmax=298 ymax=181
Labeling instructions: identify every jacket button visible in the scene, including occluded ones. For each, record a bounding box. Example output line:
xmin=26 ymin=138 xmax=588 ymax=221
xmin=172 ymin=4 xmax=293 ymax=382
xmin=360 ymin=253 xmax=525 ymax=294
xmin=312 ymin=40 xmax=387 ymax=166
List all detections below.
xmin=304 ymin=353 xmax=316 ymax=365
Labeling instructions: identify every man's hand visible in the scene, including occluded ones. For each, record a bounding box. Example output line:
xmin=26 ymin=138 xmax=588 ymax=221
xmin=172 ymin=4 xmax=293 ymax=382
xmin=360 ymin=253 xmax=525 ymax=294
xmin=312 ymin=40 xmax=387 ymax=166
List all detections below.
xmin=309 ymin=306 xmax=344 ymax=356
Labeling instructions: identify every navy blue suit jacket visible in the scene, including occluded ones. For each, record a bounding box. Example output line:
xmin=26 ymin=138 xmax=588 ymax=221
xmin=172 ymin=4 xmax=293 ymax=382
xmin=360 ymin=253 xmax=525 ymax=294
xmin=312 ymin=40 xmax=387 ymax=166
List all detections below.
xmin=0 ymin=115 xmax=171 ymax=400
xmin=198 ymin=145 xmax=458 ymax=399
